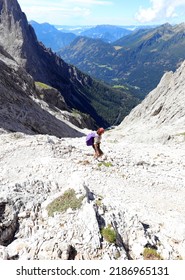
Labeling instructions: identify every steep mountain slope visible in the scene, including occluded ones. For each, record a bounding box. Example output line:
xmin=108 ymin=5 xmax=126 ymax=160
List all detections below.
xmin=80 ymin=24 xmax=132 ymax=43
xmin=0 ymin=0 xmax=138 ymax=127
xmin=59 ymin=36 xmax=116 ymax=80
xmin=116 ymin=60 xmax=185 ymax=143
xmin=0 ymin=46 xmax=84 ymax=137
xmin=30 ymin=21 xmax=76 ymax=52
xmin=59 ymin=23 xmax=185 ymax=98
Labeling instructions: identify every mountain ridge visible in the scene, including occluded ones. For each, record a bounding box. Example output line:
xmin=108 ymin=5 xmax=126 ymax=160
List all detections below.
xmin=30 ymin=20 xmax=77 ymax=52
xmin=79 ymin=24 xmax=132 ymax=43
xmin=59 ymin=23 xmax=185 ymax=98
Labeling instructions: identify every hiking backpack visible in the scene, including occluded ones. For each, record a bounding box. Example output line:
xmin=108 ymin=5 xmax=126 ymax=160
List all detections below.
xmin=86 ymin=132 xmax=96 ymax=146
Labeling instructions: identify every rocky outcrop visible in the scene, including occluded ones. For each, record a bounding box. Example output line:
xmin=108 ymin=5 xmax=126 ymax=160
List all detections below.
xmin=35 ymin=83 xmax=69 ymax=112
xmin=0 ymin=200 xmax=18 ymax=246
xmin=0 ymin=178 xmax=181 ymax=260
xmin=0 ymin=48 xmax=85 ymax=137
xmin=35 ymin=83 xmax=96 ymax=129
xmin=116 ymin=60 xmax=185 ymax=143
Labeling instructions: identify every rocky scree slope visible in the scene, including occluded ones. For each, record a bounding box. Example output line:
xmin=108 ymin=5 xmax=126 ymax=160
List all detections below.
xmin=0 ymin=129 xmax=184 ymax=260
xmin=0 ymin=61 xmax=185 ymax=260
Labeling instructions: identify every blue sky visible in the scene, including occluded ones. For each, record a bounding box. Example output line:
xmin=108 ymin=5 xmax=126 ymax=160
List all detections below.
xmin=17 ymin=0 xmax=185 ymax=26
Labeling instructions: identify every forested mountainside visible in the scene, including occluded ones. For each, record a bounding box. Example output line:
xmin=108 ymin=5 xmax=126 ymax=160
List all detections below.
xmin=59 ymin=23 xmax=185 ymax=98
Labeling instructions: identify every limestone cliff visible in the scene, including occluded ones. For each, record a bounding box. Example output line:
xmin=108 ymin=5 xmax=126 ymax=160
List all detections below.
xmin=0 ymin=46 xmax=84 ymax=137
xmin=117 ymin=61 xmax=185 ymax=143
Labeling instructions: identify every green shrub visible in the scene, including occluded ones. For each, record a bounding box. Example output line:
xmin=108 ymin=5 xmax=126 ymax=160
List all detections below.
xmin=98 ymin=161 xmax=113 ymax=168
xmin=143 ymin=248 xmax=163 ymax=260
xmin=47 ymin=189 xmax=84 ymax=216
xmin=101 ymin=225 xmax=116 ymax=243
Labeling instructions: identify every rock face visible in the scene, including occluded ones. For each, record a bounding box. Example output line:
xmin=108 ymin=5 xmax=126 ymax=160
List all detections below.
xmin=0 ymin=49 xmax=85 ymax=137
xmin=0 ymin=200 xmax=18 ymax=246
xmin=0 ymin=7 xmax=94 ymax=137
xmin=0 ymin=0 xmax=69 ymax=79
xmin=116 ymin=60 xmax=185 ymax=143
xmin=34 ymin=83 xmax=96 ymax=129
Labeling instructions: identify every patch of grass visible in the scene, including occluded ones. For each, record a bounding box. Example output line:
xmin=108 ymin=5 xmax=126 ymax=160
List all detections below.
xmin=177 ymin=132 xmax=185 ymax=137
xmin=101 ymin=225 xmax=116 ymax=244
xmin=94 ymin=63 xmax=113 ymax=71
xmin=113 ymin=85 xmax=129 ymax=90
xmin=143 ymin=248 xmax=163 ymax=260
xmin=47 ymin=189 xmax=84 ymax=217
xmin=175 ymin=132 xmax=185 ymax=141
xmin=176 ymin=255 xmax=183 ymax=260
xmin=71 ymin=109 xmax=90 ymax=119
xmin=98 ymin=161 xmax=113 ymax=167
xmin=95 ymin=196 xmax=103 ymax=207
xmin=35 ymin=81 xmax=51 ymax=89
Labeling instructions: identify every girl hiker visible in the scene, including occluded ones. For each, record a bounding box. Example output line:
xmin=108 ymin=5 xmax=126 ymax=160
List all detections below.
xmin=86 ymin=127 xmax=105 ymax=158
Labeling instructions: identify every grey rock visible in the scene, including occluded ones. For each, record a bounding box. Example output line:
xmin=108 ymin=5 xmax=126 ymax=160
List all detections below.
xmin=0 ymin=200 xmax=18 ymax=246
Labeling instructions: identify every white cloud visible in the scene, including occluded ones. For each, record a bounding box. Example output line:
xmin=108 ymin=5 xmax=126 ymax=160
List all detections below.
xmin=18 ymin=0 xmax=92 ymax=24
xmin=18 ymin=0 xmax=112 ymax=9
xmin=17 ymin=0 xmax=113 ymax=24
xmin=23 ymin=6 xmax=90 ymax=24
xmin=68 ymin=0 xmax=113 ymax=5
xmin=135 ymin=0 xmax=185 ymax=23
